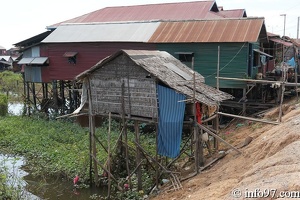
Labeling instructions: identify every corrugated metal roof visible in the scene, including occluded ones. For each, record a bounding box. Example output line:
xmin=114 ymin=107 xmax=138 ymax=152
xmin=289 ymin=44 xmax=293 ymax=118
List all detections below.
xmin=43 ymin=22 xmax=161 ymax=43
xmin=63 ymin=52 xmax=78 ymax=57
xmin=18 ymin=57 xmax=48 ymax=65
xmin=149 ymin=18 xmax=265 ymax=43
xmin=18 ymin=58 xmax=34 ymax=64
xmin=269 ymin=38 xmax=293 ymax=47
xmin=218 ymin=9 xmax=246 ymax=18
xmin=52 ymin=1 xmax=213 ymax=24
xmin=48 ymin=1 xmax=244 ymax=28
xmin=77 ymin=49 xmax=233 ymax=105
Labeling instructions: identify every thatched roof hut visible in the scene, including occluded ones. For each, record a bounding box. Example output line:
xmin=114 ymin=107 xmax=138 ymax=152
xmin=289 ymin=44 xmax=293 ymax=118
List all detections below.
xmin=76 ymin=49 xmax=232 ymax=118
xmin=75 ymin=49 xmax=232 ymax=158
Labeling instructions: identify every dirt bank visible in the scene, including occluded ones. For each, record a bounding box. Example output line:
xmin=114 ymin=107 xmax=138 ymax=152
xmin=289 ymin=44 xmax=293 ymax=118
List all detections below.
xmin=151 ymin=100 xmax=300 ymax=200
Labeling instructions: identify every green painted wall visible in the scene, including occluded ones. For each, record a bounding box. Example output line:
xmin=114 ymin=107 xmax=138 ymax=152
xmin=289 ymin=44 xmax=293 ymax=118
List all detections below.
xmin=157 ymin=42 xmax=251 ymax=89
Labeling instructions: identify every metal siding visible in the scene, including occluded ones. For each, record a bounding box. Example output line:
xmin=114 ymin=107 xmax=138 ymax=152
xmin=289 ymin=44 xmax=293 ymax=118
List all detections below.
xmin=43 ymin=22 xmax=160 ymax=43
xmin=149 ymin=18 xmax=264 ymax=43
xmin=31 ymin=46 xmax=40 ymax=57
xmin=24 ymin=66 xmax=42 ymax=82
xmin=157 ymin=43 xmax=248 ymax=89
xmin=40 ymin=42 xmax=156 ymax=81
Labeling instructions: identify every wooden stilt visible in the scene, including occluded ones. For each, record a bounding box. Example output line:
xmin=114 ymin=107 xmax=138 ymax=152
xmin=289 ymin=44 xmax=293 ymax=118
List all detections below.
xmin=91 ymin=155 xmax=123 ymax=191
xmin=134 ymin=121 xmax=142 ymax=191
xmin=155 ymin=122 xmax=159 ymax=190
xmin=279 ymin=67 xmax=286 ymax=122
xmin=87 ymin=81 xmax=99 ymax=186
xmin=199 ymin=129 xmax=204 ymax=167
xmin=215 ymin=106 xmax=219 ymax=151
xmin=242 ymin=88 xmax=246 ymax=116
xmin=32 ymin=83 xmax=37 ymax=109
xmin=196 ymin=123 xmax=242 ymax=154
xmin=191 ymin=55 xmax=200 ymax=173
xmin=121 ymin=82 xmax=131 ymax=188
xmin=52 ymin=80 xmax=58 ymax=114
xmin=107 ymin=112 xmax=112 ymax=199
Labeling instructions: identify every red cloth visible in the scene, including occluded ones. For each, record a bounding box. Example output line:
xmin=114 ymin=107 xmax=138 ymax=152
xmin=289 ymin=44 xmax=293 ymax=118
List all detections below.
xmin=196 ymin=103 xmax=202 ymax=124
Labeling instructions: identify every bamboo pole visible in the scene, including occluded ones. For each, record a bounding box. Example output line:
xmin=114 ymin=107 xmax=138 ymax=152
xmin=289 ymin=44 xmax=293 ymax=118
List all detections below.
xmin=217 ymin=76 xmax=300 ymax=86
xmin=155 ymin=122 xmax=159 ymax=190
xmin=87 ymin=80 xmax=99 ymax=186
xmin=192 ymin=56 xmax=199 ymax=173
xmin=121 ymin=82 xmax=131 ymax=188
xmin=134 ymin=121 xmax=142 ymax=191
xmin=196 ymin=123 xmax=242 ymax=154
xmin=217 ymin=112 xmax=279 ymax=125
xmin=215 ymin=46 xmax=220 ymax=151
xmin=278 ymin=66 xmax=286 ymax=122
xmin=107 ymin=112 xmax=111 ymax=199
xmin=91 ymin=155 xmax=123 ymax=191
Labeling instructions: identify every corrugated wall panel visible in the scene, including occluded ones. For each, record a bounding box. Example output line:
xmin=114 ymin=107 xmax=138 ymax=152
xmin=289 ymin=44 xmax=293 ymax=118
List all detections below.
xmin=24 ymin=66 xmax=42 ymax=82
xmin=40 ymin=42 xmax=156 ymax=81
xmin=157 ymin=43 xmax=249 ymax=89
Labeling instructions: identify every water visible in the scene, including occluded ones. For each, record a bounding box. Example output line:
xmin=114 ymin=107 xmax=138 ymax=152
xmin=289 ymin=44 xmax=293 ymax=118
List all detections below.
xmin=8 ymin=102 xmax=24 ymax=115
xmin=0 ymin=154 xmax=107 ymax=199
xmin=0 ymin=154 xmax=40 ymax=199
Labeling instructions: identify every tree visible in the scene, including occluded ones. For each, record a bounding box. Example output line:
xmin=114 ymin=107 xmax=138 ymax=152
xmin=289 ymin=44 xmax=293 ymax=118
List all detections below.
xmin=0 ymin=71 xmax=22 ymax=99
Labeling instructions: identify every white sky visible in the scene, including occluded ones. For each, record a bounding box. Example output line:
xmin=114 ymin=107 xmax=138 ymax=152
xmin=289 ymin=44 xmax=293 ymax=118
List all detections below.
xmin=1 ymin=0 xmax=300 ymax=49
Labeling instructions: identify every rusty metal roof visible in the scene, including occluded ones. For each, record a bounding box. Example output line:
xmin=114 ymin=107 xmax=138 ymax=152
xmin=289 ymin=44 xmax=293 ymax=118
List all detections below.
xmin=218 ymin=9 xmax=246 ymax=18
xmin=43 ymin=18 xmax=266 ymax=44
xmin=149 ymin=18 xmax=266 ymax=43
xmin=269 ymin=38 xmax=293 ymax=47
xmin=48 ymin=1 xmax=246 ymax=28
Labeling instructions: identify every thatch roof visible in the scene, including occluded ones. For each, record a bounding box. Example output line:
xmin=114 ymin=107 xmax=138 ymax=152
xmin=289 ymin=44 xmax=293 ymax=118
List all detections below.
xmin=76 ymin=49 xmax=233 ymax=105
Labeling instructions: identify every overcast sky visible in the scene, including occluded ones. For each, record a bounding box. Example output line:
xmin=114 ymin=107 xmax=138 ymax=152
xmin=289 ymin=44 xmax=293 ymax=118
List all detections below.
xmin=1 ymin=0 xmax=300 ymax=49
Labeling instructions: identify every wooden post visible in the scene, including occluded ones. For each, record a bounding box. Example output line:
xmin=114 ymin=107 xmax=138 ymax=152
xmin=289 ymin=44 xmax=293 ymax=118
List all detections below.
xmin=217 ymin=46 xmax=220 ymax=90
xmin=121 ymin=82 xmax=131 ymax=188
xmin=89 ymin=118 xmax=93 ymax=186
xmin=214 ymin=46 xmax=220 ymax=151
xmin=32 ymin=82 xmax=37 ymax=109
xmin=107 ymin=112 xmax=112 ymax=199
xmin=279 ymin=65 xmax=286 ymax=122
xmin=199 ymin=129 xmax=204 ymax=166
xmin=87 ymin=80 xmax=99 ymax=186
xmin=45 ymin=83 xmax=48 ymax=99
xmin=52 ymin=80 xmax=58 ymax=114
xmin=134 ymin=121 xmax=142 ymax=191
xmin=155 ymin=122 xmax=159 ymax=190
xmin=191 ymin=56 xmax=200 ymax=173
xmin=214 ymin=105 xmax=219 ymax=151
xmin=242 ymin=88 xmax=246 ymax=116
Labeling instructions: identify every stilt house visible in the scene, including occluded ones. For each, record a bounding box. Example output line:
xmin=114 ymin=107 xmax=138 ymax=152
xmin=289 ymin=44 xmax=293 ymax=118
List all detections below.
xmin=73 ymin=49 xmax=233 ymax=189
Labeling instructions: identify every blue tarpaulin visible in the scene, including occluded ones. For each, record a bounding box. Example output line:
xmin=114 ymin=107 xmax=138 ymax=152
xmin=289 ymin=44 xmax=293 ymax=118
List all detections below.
xmin=287 ymin=57 xmax=296 ymax=67
xmin=157 ymin=85 xmax=186 ymax=158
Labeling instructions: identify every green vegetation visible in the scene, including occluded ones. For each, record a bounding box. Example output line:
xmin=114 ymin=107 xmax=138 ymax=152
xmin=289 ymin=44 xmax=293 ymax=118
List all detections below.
xmin=0 ymin=94 xmax=8 ymax=116
xmin=0 ymin=156 xmax=28 ymax=200
xmin=0 ymin=115 xmax=156 ymax=199
xmin=0 ymin=71 xmax=23 ymax=101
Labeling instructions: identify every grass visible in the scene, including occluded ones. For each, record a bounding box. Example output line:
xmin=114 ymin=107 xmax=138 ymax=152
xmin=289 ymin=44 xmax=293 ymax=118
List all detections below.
xmin=0 ymin=115 xmax=157 ymax=198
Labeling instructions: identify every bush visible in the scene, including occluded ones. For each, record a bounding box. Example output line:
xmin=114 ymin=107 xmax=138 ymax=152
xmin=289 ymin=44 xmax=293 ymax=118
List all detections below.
xmin=0 ymin=94 xmax=8 ymax=116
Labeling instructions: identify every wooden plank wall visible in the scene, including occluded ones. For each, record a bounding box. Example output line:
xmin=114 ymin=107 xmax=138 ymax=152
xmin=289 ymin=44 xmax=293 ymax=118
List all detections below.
xmin=90 ymin=55 xmax=158 ymax=118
